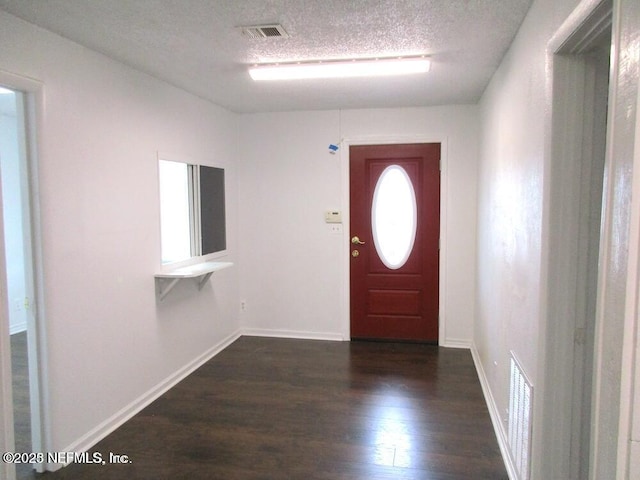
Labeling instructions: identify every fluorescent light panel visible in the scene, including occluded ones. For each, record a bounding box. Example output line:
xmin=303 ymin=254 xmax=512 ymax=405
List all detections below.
xmin=249 ymin=56 xmax=430 ymax=81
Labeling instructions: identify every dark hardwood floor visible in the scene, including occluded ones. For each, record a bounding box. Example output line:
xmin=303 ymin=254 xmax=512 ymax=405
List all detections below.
xmin=11 ymin=331 xmax=33 ymax=480
xmin=21 ymin=336 xmax=506 ymax=479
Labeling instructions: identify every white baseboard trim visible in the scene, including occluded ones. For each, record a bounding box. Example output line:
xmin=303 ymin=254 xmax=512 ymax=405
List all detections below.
xmin=241 ymin=327 xmax=346 ymax=342
xmin=50 ymin=329 xmax=242 ymax=471
xmin=440 ymin=338 xmax=472 ymax=349
xmin=470 ymin=343 xmax=517 ymax=480
xmin=9 ymin=322 xmax=27 ymax=335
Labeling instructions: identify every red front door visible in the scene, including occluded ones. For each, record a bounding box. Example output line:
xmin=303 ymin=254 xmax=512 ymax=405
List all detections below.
xmin=349 ymin=143 xmax=440 ymax=342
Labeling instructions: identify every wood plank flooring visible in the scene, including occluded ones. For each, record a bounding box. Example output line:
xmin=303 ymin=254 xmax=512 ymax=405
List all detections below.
xmin=11 ymin=331 xmax=33 ymax=480
xmin=20 ymin=336 xmax=507 ymax=479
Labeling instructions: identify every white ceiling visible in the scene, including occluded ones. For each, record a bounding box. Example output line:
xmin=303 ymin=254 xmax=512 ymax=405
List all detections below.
xmin=0 ymin=0 xmax=532 ymax=113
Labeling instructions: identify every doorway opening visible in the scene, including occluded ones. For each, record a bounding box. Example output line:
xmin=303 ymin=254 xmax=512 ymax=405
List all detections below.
xmin=0 ymin=84 xmax=44 ymax=479
xmin=540 ymin=1 xmax=612 ymax=478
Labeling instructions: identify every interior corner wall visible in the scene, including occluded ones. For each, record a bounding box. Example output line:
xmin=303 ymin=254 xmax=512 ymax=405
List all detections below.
xmin=237 ymin=106 xmax=479 ymax=345
xmin=0 ymin=11 xmax=240 ymax=456
xmin=474 ymin=0 xmax=624 ymax=478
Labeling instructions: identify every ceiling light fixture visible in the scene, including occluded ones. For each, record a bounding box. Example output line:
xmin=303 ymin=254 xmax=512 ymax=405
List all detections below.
xmin=249 ymin=56 xmax=431 ymax=81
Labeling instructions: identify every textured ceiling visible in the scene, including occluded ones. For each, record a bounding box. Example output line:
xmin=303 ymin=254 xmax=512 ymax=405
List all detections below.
xmin=0 ymin=0 xmax=532 ymax=113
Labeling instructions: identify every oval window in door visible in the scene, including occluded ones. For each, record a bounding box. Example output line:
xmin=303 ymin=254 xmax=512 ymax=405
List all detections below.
xmin=371 ymin=165 xmax=417 ymax=269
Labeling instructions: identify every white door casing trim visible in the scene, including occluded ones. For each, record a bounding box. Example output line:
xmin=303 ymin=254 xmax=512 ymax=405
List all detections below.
xmin=0 ymin=69 xmax=49 ymax=478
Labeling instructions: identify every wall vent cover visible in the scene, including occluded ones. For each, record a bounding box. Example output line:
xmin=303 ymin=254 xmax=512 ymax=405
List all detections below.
xmin=508 ymin=352 xmax=533 ymax=480
xmin=239 ymin=24 xmax=289 ymax=39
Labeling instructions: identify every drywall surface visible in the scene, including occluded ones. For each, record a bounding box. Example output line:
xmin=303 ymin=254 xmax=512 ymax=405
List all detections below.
xmin=238 ymin=110 xmax=344 ymax=339
xmin=477 ymin=0 xmax=639 ymax=478
xmin=238 ymin=106 xmax=479 ymax=345
xmin=476 ymin=0 xmax=582 ymax=476
xmin=0 ymin=10 xmax=240 ymax=455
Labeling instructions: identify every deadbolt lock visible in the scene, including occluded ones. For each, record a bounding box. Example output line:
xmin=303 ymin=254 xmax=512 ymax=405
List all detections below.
xmin=352 ymin=250 xmax=360 ymax=258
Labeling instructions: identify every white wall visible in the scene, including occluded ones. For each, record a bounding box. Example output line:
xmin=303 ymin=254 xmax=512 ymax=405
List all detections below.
xmin=238 ymin=106 xmax=479 ymax=345
xmin=476 ymin=0 xmax=640 ymax=478
xmin=2 ymin=1 xmax=634 ymax=476
xmin=238 ymin=110 xmax=344 ymax=339
xmin=0 ymin=93 xmax=28 ymax=334
xmin=0 ymin=10 xmax=240 ymax=457
xmin=476 ymin=0 xmax=585 ymax=475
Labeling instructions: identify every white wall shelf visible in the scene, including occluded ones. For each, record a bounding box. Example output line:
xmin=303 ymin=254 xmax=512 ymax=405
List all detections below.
xmin=154 ymin=261 xmax=233 ymax=301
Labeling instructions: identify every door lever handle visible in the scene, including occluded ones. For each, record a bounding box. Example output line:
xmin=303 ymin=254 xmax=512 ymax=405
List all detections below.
xmin=351 ymin=236 xmax=366 ymax=245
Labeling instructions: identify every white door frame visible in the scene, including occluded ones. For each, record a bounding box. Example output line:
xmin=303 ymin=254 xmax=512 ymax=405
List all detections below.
xmin=588 ymin=0 xmax=639 ymax=477
xmin=617 ymin=70 xmax=640 ymax=480
xmin=537 ymin=0 xmax=640 ymax=478
xmin=0 ymin=70 xmax=49 ymax=478
xmin=538 ymin=1 xmax=612 ymax=478
xmin=0 ymin=191 xmax=15 ymax=480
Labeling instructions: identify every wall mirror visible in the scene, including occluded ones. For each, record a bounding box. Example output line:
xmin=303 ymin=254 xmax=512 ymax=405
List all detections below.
xmin=158 ymin=156 xmax=226 ymax=265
